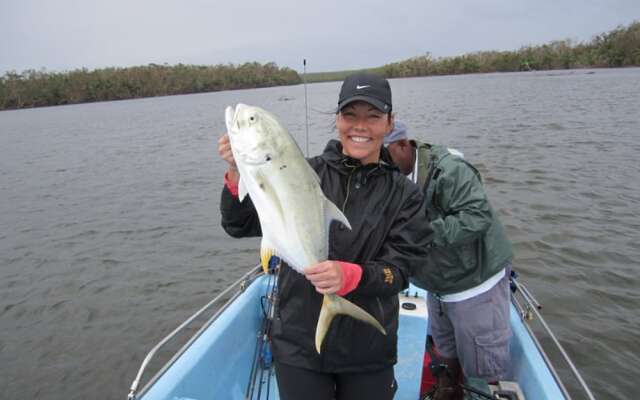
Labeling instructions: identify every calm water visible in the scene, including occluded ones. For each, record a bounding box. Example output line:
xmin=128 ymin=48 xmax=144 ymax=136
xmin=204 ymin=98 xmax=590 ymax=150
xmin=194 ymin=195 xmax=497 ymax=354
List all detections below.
xmin=1 ymin=69 xmax=639 ymax=400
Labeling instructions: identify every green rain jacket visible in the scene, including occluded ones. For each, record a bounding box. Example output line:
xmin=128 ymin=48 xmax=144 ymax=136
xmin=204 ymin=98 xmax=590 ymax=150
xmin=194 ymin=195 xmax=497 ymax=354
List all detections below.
xmin=411 ymin=140 xmax=513 ymax=295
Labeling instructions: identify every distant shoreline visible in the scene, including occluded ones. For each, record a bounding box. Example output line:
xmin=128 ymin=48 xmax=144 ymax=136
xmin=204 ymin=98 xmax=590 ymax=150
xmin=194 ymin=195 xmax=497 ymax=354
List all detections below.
xmin=305 ymin=21 xmax=639 ymax=83
xmin=1 ymin=21 xmax=638 ymax=111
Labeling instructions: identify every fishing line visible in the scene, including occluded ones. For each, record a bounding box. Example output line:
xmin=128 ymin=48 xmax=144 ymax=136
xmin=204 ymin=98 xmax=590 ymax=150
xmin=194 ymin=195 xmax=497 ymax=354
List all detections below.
xmin=303 ymin=59 xmax=310 ymax=157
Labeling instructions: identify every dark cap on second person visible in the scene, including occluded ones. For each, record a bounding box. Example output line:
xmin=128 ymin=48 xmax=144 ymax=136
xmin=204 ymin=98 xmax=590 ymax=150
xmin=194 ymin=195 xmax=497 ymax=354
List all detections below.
xmin=338 ymin=73 xmax=392 ymax=113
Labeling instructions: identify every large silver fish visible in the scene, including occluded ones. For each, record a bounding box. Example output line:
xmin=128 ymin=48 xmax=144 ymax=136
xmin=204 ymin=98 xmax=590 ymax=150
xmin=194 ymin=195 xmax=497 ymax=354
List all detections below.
xmin=225 ymin=103 xmax=386 ymax=353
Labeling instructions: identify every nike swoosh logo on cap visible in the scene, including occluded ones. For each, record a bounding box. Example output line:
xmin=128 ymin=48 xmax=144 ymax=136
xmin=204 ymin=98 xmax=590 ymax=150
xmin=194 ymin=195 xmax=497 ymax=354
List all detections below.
xmin=356 ymin=85 xmax=370 ymax=89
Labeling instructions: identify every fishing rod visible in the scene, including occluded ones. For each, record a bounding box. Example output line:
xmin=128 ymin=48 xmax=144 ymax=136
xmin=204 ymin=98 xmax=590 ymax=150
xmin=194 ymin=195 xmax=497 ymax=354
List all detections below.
xmin=303 ymin=59 xmax=310 ymax=157
xmin=245 ymin=258 xmax=280 ymax=400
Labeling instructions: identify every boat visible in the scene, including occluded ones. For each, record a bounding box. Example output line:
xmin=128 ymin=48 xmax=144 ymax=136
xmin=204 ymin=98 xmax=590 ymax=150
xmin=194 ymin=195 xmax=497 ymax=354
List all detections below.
xmin=127 ymin=264 xmax=596 ymax=400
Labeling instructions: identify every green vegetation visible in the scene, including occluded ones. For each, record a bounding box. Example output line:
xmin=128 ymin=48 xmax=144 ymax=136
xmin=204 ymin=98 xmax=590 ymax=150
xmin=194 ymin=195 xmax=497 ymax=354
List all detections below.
xmin=1 ymin=21 xmax=638 ymax=110
xmin=378 ymin=21 xmax=640 ymax=78
xmin=305 ymin=21 xmax=640 ymax=82
xmin=0 ymin=62 xmax=300 ymax=110
xmin=303 ymin=69 xmax=365 ymax=83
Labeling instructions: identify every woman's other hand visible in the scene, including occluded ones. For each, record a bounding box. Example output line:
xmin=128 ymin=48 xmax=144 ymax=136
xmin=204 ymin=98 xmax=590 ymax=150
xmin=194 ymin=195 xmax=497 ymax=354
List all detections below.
xmin=304 ymin=261 xmax=344 ymax=295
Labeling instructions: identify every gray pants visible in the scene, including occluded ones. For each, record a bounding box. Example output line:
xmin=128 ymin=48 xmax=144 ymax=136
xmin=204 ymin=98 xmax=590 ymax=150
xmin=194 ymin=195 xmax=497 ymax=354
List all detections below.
xmin=427 ymin=266 xmax=512 ymax=382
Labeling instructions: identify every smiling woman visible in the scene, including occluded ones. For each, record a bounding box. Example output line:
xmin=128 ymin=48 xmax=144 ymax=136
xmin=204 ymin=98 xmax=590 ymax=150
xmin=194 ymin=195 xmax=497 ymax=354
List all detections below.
xmin=335 ymin=73 xmax=395 ymax=165
xmin=217 ymin=72 xmax=433 ymax=400
xmin=336 ymin=104 xmax=394 ymax=164
xmin=336 ymin=104 xmax=394 ymax=165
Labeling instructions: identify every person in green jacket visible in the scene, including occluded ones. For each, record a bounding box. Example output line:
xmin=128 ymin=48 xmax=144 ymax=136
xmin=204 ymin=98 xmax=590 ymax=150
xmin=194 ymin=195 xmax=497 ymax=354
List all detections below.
xmin=385 ymin=122 xmax=514 ymax=400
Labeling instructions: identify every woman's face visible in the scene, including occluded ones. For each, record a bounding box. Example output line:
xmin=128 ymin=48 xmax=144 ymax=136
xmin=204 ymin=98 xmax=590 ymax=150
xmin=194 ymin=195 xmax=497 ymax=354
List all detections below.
xmin=336 ymin=101 xmax=393 ymax=165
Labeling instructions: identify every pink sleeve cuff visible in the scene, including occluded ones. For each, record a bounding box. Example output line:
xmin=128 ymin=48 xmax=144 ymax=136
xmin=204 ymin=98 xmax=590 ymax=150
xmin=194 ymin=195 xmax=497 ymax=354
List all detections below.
xmin=224 ymin=171 xmax=239 ymax=197
xmin=336 ymin=261 xmax=362 ymax=296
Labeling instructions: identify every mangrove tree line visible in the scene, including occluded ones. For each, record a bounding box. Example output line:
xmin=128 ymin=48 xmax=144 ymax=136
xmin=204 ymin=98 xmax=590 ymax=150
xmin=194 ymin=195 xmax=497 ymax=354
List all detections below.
xmin=0 ymin=62 xmax=301 ymax=110
xmin=1 ymin=21 xmax=638 ymax=110
xmin=305 ymin=21 xmax=640 ymax=82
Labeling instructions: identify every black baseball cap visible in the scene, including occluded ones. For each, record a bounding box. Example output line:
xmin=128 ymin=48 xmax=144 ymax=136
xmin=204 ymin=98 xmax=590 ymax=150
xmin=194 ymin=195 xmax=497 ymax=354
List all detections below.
xmin=338 ymin=72 xmax=392 ymax=113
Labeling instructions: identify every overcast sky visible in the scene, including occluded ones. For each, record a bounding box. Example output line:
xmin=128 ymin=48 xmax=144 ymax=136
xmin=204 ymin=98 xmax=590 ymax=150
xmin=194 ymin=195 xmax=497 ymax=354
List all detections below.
xmin=1 ymin=0 xmax=638 ymax=75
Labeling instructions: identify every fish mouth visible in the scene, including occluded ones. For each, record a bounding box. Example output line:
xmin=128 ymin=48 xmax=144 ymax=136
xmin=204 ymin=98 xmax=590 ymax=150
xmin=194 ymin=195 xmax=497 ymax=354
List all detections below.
xmin=225 ymin=103 xmax=251 ymax=134
xmin=225 ymin=105 xmax=237 ymax=134
xmin=224 ymin=103 xmax=270 ymax=166
xmin=239 ymin=155 xmax=268 ymax=165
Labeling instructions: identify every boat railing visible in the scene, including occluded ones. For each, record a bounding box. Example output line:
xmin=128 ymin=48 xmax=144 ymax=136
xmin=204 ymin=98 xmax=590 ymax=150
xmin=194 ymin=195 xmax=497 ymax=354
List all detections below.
xmin=127 ymin=265 xmax=263 ymax=400
xmin=511 ymin=274 xmax=596 ymax=400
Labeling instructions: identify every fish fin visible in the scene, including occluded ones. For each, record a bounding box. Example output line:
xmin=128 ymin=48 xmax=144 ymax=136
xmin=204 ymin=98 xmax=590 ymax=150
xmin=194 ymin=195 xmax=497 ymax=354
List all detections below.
xmin=315 ymin=294 xmax=386 ymax=353
xmin=260 ymin=245 xmax=274 ymax=274
xmin=238 ymin=177 xmax=248 ymax=201
xmin=324 ymin=199 xmax=351 ymax=231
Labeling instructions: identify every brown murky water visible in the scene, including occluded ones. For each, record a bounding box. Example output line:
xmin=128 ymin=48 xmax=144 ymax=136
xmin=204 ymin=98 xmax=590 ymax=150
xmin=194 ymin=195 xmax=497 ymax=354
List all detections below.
xmin=1 ymin=68 xmax=638 ymax=399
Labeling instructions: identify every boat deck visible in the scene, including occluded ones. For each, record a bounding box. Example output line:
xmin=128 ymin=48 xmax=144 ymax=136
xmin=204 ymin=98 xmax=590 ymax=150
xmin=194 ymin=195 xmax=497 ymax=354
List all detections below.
xmin=138 ymin=275 xmax=565 ymax=400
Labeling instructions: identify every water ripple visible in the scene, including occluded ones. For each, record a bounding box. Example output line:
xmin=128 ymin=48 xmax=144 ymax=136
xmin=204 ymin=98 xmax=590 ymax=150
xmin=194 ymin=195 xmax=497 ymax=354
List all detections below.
xmin=1 ymin=68 xmax=639 ymax=400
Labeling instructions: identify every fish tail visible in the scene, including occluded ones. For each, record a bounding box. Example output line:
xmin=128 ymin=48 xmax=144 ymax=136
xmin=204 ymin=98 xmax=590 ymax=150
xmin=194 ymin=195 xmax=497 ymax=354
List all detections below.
xmin=315 ymin=294 xmax=386 ymax=353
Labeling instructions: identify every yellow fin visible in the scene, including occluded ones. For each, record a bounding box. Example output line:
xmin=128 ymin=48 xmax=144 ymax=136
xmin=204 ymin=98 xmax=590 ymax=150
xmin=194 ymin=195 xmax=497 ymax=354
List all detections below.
xmin=315 ymin=294 xmax=386 ymax=353
xmin=260 ymin=248 xmax=274 ymax=274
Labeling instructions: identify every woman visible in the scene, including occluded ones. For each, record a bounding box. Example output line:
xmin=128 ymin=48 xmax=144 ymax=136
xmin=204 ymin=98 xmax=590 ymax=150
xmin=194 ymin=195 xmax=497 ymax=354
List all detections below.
xmin=218 ymin=72 xmax=432 ymax=400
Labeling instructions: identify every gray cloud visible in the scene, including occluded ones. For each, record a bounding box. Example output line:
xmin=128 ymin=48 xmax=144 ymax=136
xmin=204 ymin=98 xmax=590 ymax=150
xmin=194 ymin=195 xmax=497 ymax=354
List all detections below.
xmin=1 ymin=0 xmax=638 ymax=74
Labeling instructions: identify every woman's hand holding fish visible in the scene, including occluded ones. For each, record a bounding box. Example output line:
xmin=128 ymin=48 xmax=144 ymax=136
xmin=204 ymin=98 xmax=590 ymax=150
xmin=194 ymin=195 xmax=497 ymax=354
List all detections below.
xmin=304 ymin=261 xmax=344 ymax=295
xmin=218 ymin=134 xmax=239 ymax=184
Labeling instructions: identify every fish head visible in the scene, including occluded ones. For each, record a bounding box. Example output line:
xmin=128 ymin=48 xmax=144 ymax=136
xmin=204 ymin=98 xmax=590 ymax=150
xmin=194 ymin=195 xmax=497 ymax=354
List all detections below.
xmin=225 ymin=103 xmax=285 ymax=166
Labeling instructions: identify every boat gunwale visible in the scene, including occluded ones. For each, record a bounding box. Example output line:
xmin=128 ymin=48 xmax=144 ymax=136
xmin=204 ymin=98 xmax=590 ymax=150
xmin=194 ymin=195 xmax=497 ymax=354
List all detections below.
xmin=128 ymin=267 xmax=596 ymax=400
xmin=511 ymin=276 xmax=596 ymax=400
xmin=128 ymin=265 xmax=263 ymax=400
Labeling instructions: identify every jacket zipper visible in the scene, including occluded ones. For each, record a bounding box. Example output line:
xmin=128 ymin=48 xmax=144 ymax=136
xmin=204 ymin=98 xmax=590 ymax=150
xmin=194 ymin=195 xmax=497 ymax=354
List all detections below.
xmin=341 ymin=166 xmax=357 ymax=212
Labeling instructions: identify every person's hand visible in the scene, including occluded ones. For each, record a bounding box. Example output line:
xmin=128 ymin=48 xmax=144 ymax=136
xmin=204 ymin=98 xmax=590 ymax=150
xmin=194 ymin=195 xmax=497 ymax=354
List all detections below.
xmin=304 ymin=261 xmax=344 ymax=294
xmin=218 ymin=134 xmax=239 ymax=183
xmin=218 ymin=133 xmax=237 ymax=167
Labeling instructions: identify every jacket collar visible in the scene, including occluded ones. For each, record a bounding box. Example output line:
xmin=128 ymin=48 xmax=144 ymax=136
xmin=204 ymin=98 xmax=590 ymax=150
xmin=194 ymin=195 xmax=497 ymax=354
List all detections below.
xmin=412 ymin=140 xmax=432 ymax=189
xmin=320 ymin=139 xmax=397 ymax=174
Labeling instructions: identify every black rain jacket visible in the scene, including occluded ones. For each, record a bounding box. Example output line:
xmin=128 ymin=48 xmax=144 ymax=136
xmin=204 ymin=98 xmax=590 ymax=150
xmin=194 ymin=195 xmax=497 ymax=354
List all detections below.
xmin=220 ymin=139 xmax=433 ymax=373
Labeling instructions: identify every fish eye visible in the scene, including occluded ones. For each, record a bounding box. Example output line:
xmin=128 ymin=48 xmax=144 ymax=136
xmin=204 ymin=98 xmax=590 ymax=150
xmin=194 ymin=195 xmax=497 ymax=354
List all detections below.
xmin=249 ymin=114 xmax=258 ymax=124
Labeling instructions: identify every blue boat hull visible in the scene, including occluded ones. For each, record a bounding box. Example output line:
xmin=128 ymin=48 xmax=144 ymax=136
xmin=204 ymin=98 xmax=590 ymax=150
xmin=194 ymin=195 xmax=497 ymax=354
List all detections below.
xmin=137 ymin=274 xmax=565 ymax=400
